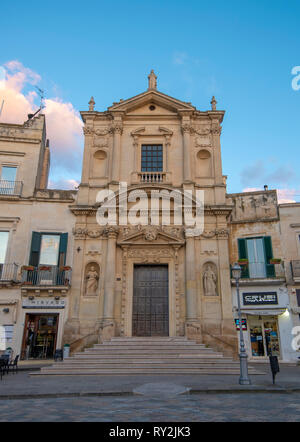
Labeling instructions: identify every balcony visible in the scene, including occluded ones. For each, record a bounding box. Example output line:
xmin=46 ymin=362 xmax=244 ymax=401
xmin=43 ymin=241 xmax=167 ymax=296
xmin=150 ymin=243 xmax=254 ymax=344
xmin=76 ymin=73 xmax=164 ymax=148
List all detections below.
xmin=0 ymin=263 xmax=19 ymax=283
xmin=291 ymin=260 xmax=300 ymax=282
xmin=21 ymin=266 xmax=72 ymax=288
xmin=138 ymin=172 xmax=166 ymax=183
xmin=0 ymin=180 xmax=23 ymax=197
xmin=231 ymin=260 xmax=285 ymax=286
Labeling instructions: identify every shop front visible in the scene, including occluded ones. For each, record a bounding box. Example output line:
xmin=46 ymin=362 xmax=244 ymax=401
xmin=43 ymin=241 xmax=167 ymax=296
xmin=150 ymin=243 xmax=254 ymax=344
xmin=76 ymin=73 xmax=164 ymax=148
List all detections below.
xmin=247 ymin=314 xmax=281 ymax=358
xmin=232 ymin=287 xmax=296 ymax=361
xmin=20 ymin=297 xmax=66 ymax=360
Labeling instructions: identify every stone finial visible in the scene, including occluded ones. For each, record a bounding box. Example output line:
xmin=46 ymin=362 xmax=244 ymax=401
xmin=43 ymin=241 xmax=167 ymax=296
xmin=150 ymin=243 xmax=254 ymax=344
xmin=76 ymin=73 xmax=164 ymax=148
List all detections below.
xmin=148 ymin=70 xmax=157 ymax=90
xmin=88 ymin=96 xmax=95 ymax=111
xmin=210 ymin=96 xmax=217 ymax=111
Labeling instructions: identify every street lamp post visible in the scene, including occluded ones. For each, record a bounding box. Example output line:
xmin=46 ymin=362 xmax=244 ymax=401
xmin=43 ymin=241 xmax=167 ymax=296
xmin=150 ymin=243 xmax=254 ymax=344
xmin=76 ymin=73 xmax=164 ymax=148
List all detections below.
xmin=232 ymin=263 xmax=251 ymax=385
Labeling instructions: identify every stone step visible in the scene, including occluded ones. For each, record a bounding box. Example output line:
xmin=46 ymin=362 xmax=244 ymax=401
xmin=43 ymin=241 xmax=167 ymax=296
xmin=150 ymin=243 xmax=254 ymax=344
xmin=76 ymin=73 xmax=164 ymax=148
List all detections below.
xmin=41 ymin=361 xmax=239 ymax=372
xmin=79 ymin=349 xmax=219 ymax=355
xmin=87 ymin=345 xmax=213 ymax=351
xmin=35 ymin=367 xmax=260 ymax=375
xmin=96 ymin=341 xmax=202 ymax=346
xmin=109 ymin=337 xmax=190 ymax=341
xmin=55 ymin=355 xmax=239 ymax=366
xmin=70 ymin=354 xmax=227 ymax=360
xmin=35 ymin=337 xmax=264 ymax=376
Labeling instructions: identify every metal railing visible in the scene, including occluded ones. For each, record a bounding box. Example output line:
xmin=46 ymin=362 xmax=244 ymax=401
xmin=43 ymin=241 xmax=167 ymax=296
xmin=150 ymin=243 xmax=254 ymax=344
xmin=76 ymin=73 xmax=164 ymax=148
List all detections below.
xmin=232 ymin=260 xmax=284 ymax=279
xmin=138 ymin=172 xmax=166 ymax=183
xmin=0 ymin=180 xmax=23 ymax=196
xmin=21 ymin=266 xmax=72 ymax=286
xmin=0 ymin=263 xmax=19 ymax=282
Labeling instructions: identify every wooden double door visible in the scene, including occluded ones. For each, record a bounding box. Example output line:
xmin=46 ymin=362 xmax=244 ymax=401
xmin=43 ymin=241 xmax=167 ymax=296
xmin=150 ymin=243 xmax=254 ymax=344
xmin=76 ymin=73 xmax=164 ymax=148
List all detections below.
xmin=132 ymin=265 xmax=169 ymax=336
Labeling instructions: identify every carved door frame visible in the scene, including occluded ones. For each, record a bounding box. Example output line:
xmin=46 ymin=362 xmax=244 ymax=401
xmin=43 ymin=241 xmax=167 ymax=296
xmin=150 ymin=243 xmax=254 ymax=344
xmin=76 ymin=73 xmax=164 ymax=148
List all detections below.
xmin=120 ymin=246 xmax=180 ymax=337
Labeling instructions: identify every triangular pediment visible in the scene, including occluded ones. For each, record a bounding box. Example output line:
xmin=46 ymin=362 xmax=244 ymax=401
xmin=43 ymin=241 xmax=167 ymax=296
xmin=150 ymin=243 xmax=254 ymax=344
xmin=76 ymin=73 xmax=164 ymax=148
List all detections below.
xmin=108 ymin=90 xmax=196 ymax=115
xmin=117 ymin=225 xmax=185 ymax=246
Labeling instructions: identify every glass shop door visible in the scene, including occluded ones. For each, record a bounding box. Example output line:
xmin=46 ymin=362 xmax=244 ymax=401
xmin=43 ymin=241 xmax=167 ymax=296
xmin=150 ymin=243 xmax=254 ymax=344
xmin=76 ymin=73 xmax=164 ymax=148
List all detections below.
xmin=21 ymin=314 xmax=59 ymax=359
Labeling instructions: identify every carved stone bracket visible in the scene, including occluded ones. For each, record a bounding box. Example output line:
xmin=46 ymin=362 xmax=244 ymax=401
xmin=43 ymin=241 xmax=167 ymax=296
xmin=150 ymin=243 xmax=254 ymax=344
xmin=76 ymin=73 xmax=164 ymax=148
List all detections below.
xmin=73 ymin=226 xmax=119 ymax=239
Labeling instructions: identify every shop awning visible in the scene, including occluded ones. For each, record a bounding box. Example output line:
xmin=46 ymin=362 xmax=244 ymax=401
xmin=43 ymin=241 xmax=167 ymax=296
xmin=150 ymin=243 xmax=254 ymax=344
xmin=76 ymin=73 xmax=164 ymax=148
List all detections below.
xmin=240 ymin=309 xmax=286 ymax=316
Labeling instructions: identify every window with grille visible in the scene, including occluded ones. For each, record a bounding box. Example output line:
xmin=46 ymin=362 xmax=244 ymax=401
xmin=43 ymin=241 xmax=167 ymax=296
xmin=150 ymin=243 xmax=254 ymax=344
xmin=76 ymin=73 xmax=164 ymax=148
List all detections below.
xmin=141 ymin=145 xmax=163 ymax=172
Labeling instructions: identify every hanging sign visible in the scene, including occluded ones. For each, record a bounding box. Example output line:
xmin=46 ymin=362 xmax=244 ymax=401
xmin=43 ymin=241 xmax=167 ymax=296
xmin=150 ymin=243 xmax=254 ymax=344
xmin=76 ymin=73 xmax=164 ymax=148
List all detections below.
xmin=235 ymin=318 xmax=247 ymax=331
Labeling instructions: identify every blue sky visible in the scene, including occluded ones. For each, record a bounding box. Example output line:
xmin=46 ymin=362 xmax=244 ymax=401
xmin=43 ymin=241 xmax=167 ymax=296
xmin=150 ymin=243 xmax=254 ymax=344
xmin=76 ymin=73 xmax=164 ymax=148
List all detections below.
xmin=0 ymin=0 xmax=299 ymax=201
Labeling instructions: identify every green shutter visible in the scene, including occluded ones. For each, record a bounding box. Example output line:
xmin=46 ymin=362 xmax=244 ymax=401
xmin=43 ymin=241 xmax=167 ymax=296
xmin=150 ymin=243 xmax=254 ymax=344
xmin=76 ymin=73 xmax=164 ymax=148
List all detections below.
xmin=29 ymin=232 xmax=41 ymax=266
xmin=58 ymin=233 xmax=68 ymax=266
xmin=264 ymin=236 xmax=275 ymax=277
xmin=238 ymin=238 xmax=249 ymax=278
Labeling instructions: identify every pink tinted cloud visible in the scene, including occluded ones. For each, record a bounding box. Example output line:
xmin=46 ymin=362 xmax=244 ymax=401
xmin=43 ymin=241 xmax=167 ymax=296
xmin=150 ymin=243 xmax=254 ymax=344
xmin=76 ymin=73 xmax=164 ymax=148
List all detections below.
xmin=0 ymin=60 xmax=83 ymax=185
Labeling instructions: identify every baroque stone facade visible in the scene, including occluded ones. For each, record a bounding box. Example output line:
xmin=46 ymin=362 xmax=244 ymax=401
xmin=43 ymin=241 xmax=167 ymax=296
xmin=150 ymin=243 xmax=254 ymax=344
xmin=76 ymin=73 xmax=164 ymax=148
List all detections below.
xmin=0 ymin=71 xmax=299 ymax=362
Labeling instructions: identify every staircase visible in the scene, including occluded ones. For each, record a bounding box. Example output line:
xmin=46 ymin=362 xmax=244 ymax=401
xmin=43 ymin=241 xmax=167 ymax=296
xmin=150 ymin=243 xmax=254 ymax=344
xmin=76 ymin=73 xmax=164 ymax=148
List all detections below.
xmin=35 ymin=337 xmax=263 ymax=376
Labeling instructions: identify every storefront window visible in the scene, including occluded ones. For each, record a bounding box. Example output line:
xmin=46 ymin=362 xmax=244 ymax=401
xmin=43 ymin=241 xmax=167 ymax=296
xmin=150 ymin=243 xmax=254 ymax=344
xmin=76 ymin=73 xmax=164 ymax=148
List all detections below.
xmin=22 ymin=314 xmax=59 ymax=359
xmin=249 ymin=316 xmax=280 ymax=358
xmin=250 ymin=322 xmax=265 ymax=356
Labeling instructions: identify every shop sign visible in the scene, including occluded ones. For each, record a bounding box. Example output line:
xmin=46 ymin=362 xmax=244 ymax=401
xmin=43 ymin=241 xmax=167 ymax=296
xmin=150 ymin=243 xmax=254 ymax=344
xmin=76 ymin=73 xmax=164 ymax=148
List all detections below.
xmin=235 ymin=318 xmax=247 ymax=331
xmin=22 ymin=298 xmax=65 ymax=309
xmin=243 ymin=292 xmax=278 ymax=306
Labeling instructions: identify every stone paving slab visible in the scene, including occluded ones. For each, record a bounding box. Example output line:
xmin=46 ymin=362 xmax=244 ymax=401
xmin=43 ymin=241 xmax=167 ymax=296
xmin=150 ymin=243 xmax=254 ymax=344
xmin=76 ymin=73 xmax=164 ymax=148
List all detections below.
xmin=0 ymin=364 xmax=299 ymax=399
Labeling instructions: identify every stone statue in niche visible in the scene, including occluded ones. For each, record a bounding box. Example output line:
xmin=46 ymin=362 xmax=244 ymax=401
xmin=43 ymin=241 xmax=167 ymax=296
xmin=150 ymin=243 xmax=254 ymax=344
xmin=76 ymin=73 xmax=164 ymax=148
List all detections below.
xmin=203 ymin=264 xmax=218 ymax=296
xmin=85 ymin=264 xmax=99 ymax=296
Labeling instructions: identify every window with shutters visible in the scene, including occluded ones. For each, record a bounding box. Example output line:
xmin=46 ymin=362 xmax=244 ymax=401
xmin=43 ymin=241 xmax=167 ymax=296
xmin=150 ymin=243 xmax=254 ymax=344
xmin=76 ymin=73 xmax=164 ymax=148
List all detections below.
xmin=29 ymin=232 xmax=68 ymax=267
xmin=238 ymin=236 xmax=275 ymax=278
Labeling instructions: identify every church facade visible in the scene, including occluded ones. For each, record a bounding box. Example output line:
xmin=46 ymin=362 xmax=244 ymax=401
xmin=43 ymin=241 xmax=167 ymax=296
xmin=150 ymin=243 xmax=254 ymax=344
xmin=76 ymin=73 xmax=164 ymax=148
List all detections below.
xmin=0 ymin=71 xmax=298 ymax=362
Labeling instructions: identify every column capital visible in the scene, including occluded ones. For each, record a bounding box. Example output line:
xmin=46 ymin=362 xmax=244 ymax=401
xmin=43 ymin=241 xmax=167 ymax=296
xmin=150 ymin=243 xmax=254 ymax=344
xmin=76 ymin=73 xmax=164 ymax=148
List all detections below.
xmin=110 ymin=122 xmax=123 ymax=135
xmin=107 ymin=226 xmax=119 ymax=239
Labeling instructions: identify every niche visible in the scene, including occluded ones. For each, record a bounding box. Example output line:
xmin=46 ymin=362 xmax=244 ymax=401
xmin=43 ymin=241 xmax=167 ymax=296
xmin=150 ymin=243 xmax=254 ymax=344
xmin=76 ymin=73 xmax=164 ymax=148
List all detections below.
xmin=197 ymin=149 xmax=212 ymax=177
xmin=93 ymin=150 xmax=107 ymax=177
xmin=84 ymin=262 xmax=100 ymax=296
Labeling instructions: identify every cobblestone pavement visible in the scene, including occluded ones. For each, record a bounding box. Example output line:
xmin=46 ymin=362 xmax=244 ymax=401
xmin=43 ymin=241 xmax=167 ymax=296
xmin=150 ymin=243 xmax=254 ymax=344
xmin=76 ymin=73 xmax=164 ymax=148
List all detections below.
xmin=0 ymin=392 xmax=300 ymax=422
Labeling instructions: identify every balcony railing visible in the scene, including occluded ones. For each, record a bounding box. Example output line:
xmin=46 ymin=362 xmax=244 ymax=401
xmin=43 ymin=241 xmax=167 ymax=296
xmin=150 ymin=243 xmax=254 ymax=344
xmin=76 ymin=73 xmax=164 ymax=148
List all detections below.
xmin=0 ymin=263 xmax=19 ymax=282
xmin=0 ymin=180 xmax=23 ymax=196
xmin=21 ymin=266 xmax=72 ymax=287
xmin=138 ymin=172 xmax=166 ymax=183
xmin=232 ymin=261 xmax=284 ymax=279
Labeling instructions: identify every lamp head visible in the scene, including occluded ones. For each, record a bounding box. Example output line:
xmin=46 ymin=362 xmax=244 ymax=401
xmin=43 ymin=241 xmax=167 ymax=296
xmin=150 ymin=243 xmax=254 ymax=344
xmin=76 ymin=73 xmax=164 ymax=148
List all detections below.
xmin=232 ymin=263 xmax=242 ymax=280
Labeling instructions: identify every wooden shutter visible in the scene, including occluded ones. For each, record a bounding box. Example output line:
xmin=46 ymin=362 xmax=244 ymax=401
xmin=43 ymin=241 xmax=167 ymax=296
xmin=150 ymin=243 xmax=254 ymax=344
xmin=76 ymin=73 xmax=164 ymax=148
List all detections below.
xmin=264 ymin=236 xmax=275 ymax=277
xmin=237 ymin=238 xmax=249 ymax=278
xmin=58 ymin=233 xmax=68 ymax=266
xmin=29 ymin=232 xmax=41 ymax=266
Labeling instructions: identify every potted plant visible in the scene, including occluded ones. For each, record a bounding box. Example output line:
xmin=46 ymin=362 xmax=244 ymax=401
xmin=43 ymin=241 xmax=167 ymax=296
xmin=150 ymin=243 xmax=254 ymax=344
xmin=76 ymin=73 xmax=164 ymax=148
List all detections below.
xmin=21 ymin=265 xmax=35 ymax=272
xmin=238 ymin=259 xmax=248 ymax=266
xmin=269 ymin=258 xmax=281 ymax=265
xmin=60 ymin=266 xmax=71 ymax=271
xmin=39 ymin=265 xmax=51 ymax=271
